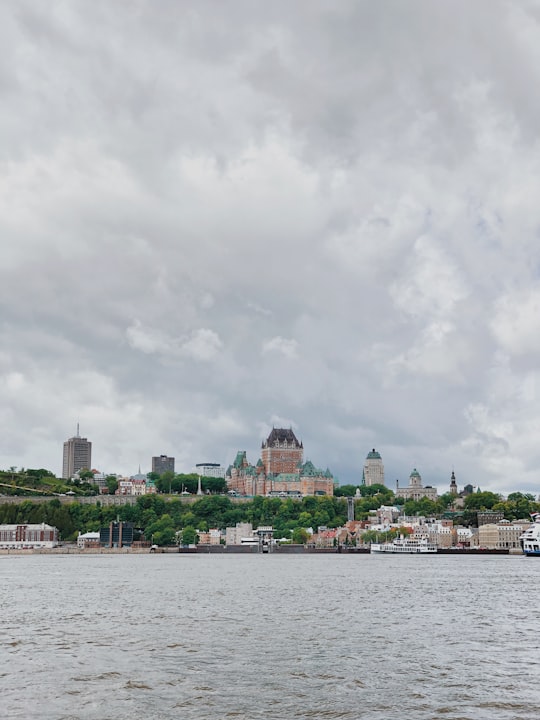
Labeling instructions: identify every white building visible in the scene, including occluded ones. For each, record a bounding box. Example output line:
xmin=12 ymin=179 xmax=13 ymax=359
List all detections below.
xmin=363 ymin=449 xmax=385 ymax=486
xmin=195 ymin=463 xmax=226 ymax=478
xmin=0 ymin=523 xmax=58 ymax=549
xmin=77 ymin=531 xmax=100 ymax=549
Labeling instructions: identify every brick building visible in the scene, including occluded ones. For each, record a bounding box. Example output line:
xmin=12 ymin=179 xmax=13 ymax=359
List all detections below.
xmin=227 ymin=428 xmax=334 ymax=497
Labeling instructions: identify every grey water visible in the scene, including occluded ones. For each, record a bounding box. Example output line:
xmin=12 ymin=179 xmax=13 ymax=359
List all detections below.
xmin=1 ymin=553 xmax=538 ymax=719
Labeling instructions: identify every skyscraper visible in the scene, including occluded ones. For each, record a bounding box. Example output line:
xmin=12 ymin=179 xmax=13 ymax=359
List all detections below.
xmin=62 ymin=425 xmax=92 ymax=479
xmin=152 ymin=455 xmax=175 ymax=475
xmin=362 ymin=448 xmax=385 ymax=486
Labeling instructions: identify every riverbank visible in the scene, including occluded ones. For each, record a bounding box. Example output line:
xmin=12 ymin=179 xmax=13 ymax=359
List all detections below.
xmin=0 ymin=545 xmax=519 ymax=555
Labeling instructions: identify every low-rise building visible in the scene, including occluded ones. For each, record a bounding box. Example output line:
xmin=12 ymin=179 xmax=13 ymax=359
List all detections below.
xmin=197 ymin=528 xmax=222 ymax=545
xmin=0 ymin=523 xmax=58 ymax=549
xmin=77 ymin=531 xmax=101 ymax=549
xmin=477 ymin=520 xmax=528 ymax=549
xmin=225 ymin=522 xmax=254 ymax=545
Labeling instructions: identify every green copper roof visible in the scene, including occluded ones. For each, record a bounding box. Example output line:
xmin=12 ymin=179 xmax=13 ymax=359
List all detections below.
xmin=410 ymin=468 xmax=421 ymax=477
xmin=366 ymin=448 xmax=381 ymax=459
xmin=233 ymin=451 xmax=247 ymax=469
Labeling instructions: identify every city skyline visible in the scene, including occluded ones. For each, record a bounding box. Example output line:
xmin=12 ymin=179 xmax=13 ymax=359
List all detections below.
xmin=2 ymin=3 xmax=540 ymax=496
xmin=15 ymin=426 xmax=487 ymax=497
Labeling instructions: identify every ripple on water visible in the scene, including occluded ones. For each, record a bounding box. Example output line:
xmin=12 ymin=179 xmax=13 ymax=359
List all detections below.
xmin=1 ymin=554 xmax=540 ymax=720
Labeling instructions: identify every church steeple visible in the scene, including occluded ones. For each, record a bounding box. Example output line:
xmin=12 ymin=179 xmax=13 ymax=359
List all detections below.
xmin=450 ymin=470 xmax=458 ymax=495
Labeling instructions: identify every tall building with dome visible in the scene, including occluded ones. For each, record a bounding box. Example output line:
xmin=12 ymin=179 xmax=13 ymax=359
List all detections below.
xmin=395 ymin=468 xmax=438 ymax=502
xmin=363 ymin=448 xmax=385 ymax=486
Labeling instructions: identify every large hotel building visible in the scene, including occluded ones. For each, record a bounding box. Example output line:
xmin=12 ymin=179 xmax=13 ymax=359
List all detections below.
xmin=227 ymin=427 xmax=334 ymax=497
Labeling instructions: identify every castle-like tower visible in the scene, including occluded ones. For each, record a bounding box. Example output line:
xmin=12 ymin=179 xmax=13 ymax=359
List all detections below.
xmin=261 ymin=428 xmax=304 ymax=475
xmin=363 ymin=448 xmax=385 ymax=486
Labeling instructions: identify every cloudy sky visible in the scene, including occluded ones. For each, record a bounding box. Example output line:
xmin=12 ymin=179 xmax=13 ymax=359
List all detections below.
xmin=2 ymin=1 xmax=540 ymax=495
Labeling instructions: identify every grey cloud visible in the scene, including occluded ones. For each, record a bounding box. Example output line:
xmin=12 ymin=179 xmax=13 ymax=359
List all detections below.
xmin=2 ymin=1 xmax=540 ymax=494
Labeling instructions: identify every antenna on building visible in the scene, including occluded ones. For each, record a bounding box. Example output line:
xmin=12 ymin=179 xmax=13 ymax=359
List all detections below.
xmin=76 ymin=422 xmax=80 ymax=437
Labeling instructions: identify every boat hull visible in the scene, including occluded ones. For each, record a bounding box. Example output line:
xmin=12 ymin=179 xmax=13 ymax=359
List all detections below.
xmin=370 ymin=542 xmax=437 ymax=554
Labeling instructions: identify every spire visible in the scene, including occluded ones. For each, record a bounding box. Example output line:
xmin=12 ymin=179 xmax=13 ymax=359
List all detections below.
xmin=76 ymin=422 xmax=80 ymax=437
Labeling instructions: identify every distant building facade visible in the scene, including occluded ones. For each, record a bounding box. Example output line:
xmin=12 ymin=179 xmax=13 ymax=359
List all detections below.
xmin=99 ymin=521 xmax=134 ymax=548
xmin=62 ymin=427 xmax=92 ymax=479
xmin=477 ymin=520 xmax=529 ymax=549
xmin=0 ymin=523 xmax=58 ymax=549
xmin=152 ymin=455 xmax=175 ymax=475
xmin=395 ymin=469 xmax=438 ymax=502
xmin=77 ymin=531 xmax=100 ymax=549
xmin=227 ymin=428 xmax=334 ymax=497
xmin=225 ymin=523 xmax=254 ymax=546
xmin=363 ymin=449 xmax=385 ymax=486
xmin=195 ymin=463 xmax=226 ymax=478
xmin=261 ymin=428 xmax=304 ymax=475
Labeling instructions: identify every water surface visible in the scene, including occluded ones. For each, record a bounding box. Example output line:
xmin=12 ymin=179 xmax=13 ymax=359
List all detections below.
xmin=1 ymin=553 xmax=537 ymax=719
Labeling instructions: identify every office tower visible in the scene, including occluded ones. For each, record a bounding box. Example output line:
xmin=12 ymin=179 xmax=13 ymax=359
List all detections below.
xmin=152 ymin=455 xmax=175 ymax=475
xmin=62 ymin=425 xmax=92 ymax=479
xmin=363 ymin=448 xmax=385 ymax=486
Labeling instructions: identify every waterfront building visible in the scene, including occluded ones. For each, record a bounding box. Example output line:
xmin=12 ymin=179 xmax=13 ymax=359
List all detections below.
xmin=395 ymin=469 xmax=438 ymax=502
xmin=363 ymin=448 xmax=385 ymax=486
xmin=227 ymin=428 xmax=334 ymax=497
xmin=225 ymin=522 xmax=254 ymax=546
xmin=197 ymin=528 xmax=222 ymax=545
xmin=195 ymin=463 xmax=226 ymax=478
xmin=62 ymin=425 xmax=92 ymax=479
xmin=152 ymin=455 xmax=175 ymax=475
xmin=99 ymin=521 xmax=134 ymax=548
xmin=77 ymin=531 xmax=100 ymax=549
xmin=0 ymin=523 xmax=58 ymax=549
xmin=477 ymin=520 xmax=529 ymax=549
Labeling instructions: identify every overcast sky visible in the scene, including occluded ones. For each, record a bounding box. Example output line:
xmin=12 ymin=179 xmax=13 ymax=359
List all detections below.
xmin=2 ymin=1 xmax=540 ymax=495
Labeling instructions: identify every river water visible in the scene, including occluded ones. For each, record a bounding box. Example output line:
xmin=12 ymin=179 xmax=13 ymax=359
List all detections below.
xmin=1 ymin=553 xmax=538 ymax=719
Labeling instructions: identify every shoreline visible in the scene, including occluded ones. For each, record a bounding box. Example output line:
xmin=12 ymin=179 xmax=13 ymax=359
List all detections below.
xmin=0 ymin=545 xmax=519 ymax=556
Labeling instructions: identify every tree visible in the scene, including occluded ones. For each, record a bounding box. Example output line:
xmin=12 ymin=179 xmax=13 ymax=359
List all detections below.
xmin=180 ymin=526 xmax=199 ymax=546
xmin=334 ymin=484 xmax=361 ymax=497
xmin=292 ymin=527 xmax=309 ymax=544
xmin=105 ymin=475 xmax=118 ymax=495
xmin=463 ymin=491 xmax=501 ymax=511
xmin=157 ymin=470 xmax=175 ymax=494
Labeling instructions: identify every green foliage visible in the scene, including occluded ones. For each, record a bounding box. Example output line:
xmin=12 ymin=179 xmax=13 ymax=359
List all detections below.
xmin=180 ymin=526 xmax=199 ymax=546
xmin=334 ymin=484 xmax=361 ymax=497
xmin=292 ymin=527 xmax=309 ymax=544
xmin=105 ymin=475 xmax=118 ymax=495
xmin=463 ymin=491 xmax=502 ymax=511
xmin=403 ymin=497 xmax=441 ymax=517
xmin=361 ymin=527 xmax=410 ymax=544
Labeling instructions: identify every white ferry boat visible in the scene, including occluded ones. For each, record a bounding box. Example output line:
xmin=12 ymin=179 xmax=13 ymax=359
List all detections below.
xmin=370 ymin=536 xmax=437 ymax=554
xmin=520 ymin=514 xmax=540 ymax=556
